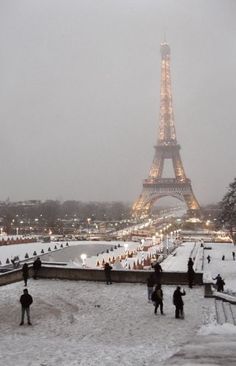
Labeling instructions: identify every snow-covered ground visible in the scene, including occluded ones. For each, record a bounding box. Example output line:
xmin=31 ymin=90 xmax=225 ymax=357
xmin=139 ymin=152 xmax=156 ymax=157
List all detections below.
xmin=0 ymin=241 xmax=236 ymax=365
xmin=0 ymin=240 xmax=138 ymax=266
xmin=0 ymin=242 xmax=60 ymax=264
xmin=0 ymin=280 xmax=214 ymax=366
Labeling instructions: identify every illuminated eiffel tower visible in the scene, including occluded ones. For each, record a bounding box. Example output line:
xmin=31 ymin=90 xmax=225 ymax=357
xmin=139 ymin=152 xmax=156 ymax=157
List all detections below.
xmin=132 ymin=42 xmax=200 ymax=217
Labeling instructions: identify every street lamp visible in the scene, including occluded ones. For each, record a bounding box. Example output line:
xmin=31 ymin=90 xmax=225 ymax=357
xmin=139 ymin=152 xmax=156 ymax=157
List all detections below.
xmin=166 ymin=234 xmax=169 ymax=252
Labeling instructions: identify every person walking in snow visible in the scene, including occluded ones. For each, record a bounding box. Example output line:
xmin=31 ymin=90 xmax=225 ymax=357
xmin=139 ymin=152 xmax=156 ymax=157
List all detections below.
xmin=22 ymin=263 xmax=29 ymax=286
xmin=187 ymin=258 xmax=194 ymax=288
xmin=152 ymin=261 xmax=163 ymax=283
xmin=147 ymin=274 xmax=155 ymax=302
xmin=232 ymin=252 xmax=235 ymax=261
xmin=173 ymin=286 xmax=186 ymax=319
xmin=151 ymin=283 xmax=164 ymax=315
xmin=19 ymin=289 xmax=33 ymax=326
xmin=207 ymin=255 xmax=211 ymax=264
xmin=213 ymin=274 xmax=225 ymax=292
xmin=104 ymin=262 xmax=112 ymax=285
xmin=33 ymin=257 xmax=42 ymax=279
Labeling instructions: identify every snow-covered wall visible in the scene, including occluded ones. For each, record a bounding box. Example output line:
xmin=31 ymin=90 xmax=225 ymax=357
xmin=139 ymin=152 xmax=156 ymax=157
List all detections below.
xmin=0 ymin=265 xmax=203 ymax=286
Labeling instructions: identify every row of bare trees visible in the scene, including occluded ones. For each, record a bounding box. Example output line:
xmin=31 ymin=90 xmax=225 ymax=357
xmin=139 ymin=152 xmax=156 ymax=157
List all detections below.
xmin=0 ymin=200 xmax=131 ymax=235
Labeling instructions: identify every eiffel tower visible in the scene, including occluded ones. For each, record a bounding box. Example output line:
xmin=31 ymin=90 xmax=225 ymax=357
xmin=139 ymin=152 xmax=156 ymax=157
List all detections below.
xmin=132 ymin=42 xmax=200 ymax=217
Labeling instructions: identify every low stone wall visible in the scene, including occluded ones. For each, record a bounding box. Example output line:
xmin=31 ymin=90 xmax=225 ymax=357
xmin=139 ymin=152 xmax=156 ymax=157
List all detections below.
xmin=38 ymin=266 xmax=203 ymax=285
xmin=0 ymin=265 xmax=203 ymax=287
xmin=0 ymin=267 xmax=34 ymax=286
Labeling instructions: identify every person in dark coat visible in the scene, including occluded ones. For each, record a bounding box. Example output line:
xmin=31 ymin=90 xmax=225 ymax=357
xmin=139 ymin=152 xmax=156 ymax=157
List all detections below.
xmin=104 ymin=262 xmax=112 ymax=285
xmin=19 ymin=289 xmax=33 ymax=325
xmin=151 ymin=284 xmax=164 ymax=315
xmin=232 ymin=252 xmax=235 ymax=261
xmin=207 ymin=255 xmax=211 ymax=264
xmin=187 ymin=257 xmax=194 ymax=271
xmin=187 ymin=258 xmax=195 ymax=288
xmin=147 ymin=274 xmax=155 ymax=302
xmin=33 ymin=257 xmax=42 ymax=279
xmin=22 ymin=263 xmax=29 ymax=286
xmin=213 ymin=274 xmax=225 ymax=292
xmin=152 ymin=261 xmax=163 ymax=283
xmin=173 ymin=286 xmax=186 ymax=319
xmin=11 ymin=256 xmax=20 ymax=269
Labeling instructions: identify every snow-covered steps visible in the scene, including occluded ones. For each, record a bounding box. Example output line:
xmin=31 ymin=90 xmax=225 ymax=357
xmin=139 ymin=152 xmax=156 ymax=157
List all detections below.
xmin=215 ymin=299 xmax=236 ymax=325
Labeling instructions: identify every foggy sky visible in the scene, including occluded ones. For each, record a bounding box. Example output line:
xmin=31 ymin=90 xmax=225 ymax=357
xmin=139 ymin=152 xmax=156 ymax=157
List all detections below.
xmin=0 ymin=0 xmax=236 ymax=205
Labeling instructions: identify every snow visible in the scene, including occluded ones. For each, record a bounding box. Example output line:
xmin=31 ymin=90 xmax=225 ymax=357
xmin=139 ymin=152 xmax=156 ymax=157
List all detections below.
xmin=0 ymin=242 xmax=58 ymax=264
xmin=198 ymin=323 xmax=236 ymax=336
xmin=0 ymin=240 xmax=236 ymax=365
xmin=0 ymin=240 xmax=139 ymax=267
xmin=0 ymin=281 xmax=212 ymax=366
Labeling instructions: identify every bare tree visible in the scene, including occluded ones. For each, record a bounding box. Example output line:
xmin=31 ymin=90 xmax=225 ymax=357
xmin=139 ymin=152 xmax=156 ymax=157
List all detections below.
xmin=218 ymin=178 xmax=236 ymax=243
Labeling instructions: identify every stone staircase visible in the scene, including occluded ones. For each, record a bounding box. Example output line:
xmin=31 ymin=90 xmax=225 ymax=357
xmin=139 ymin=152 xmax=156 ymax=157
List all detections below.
xmin=215 ymin=298 xmax=236 ymax=325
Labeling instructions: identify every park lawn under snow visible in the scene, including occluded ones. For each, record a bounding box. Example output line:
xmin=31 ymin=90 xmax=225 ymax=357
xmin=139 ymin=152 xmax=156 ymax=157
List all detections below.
xmin=0 ymin=280 xmax=212 ymax=366
xmin=1 ymin=241 xmax=236 ymax=365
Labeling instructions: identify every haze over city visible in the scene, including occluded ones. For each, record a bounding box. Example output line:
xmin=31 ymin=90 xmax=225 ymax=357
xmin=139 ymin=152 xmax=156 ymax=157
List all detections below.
xmin=0 ymin=0 xmax=235 ymax=205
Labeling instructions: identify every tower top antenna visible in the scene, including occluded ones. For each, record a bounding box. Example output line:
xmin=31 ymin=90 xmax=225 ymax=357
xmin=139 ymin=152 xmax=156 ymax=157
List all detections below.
xmin=160 ymin=41 xmax=170 ymax=57
xmin=163 ymin=31 xmax=167 ymax=42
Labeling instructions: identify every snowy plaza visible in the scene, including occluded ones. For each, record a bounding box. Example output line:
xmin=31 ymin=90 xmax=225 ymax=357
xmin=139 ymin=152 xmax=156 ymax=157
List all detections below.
xmin=0 ymin=240 xmax=236 ymax=365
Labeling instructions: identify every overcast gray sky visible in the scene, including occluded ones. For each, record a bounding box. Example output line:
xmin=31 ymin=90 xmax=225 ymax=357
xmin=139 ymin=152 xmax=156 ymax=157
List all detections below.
xmin=0 ymin=0 xmax=235 ymax=205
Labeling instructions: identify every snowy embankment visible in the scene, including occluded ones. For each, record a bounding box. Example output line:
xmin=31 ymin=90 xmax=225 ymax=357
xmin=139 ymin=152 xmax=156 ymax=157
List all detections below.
xmin=0 ymin=240 xmax=138 ymax=267
xmin=1 ymin=241 xmax=236 ymax=365
xmin=0 ymin=242 xmax=58 ymax=264
xmin=0 ymin=280 xmax=212 ymax=366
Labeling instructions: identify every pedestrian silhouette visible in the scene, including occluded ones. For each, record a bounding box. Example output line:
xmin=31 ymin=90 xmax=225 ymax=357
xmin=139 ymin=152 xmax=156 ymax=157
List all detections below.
xmin=222 ymin=255 xmax=225 ymax=261
xmin=207 ymin=255 xmax=211 ymax=264
xmin=33 ymin=257 xmax=42 ymax=279
xmin=187 ymin=258 xmax=194 ymax=288
xmin=232 ymin=252 xmax=235 ymax=261
xmin=22 ymin=263 xmax=29 ymax=286
xmin=213 ymin=274 xmax=225 ymax=292
xmin=152 ymin=261 xmax=163 ymax=284
xmin=151 ymin=284 xmax=164 ymax=315
xmin=104 ymin=262 xmax=112 ymax=285
xmin=11 ymin=256 xmax=20 ymax=269
xmin=173 ymin=286 xmax=186 ymax=319
xmin=19 ymin=289 xmax=33 ymax=325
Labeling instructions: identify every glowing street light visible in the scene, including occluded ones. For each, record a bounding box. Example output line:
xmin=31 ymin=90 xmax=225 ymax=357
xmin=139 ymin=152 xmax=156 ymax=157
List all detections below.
xmin=80 ymin=253 xmax=87 ymax=267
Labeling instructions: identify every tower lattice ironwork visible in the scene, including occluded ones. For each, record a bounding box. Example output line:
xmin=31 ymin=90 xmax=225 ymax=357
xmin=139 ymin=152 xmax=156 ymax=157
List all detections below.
xmin=132 ymin=42 xmax=200 ymax=217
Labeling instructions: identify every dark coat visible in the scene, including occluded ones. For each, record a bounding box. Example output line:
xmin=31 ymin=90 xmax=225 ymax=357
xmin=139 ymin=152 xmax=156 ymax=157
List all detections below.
xmin=22 ymin=264 xmax=29 ymax=277
xmin=187 ymin=259 xmax=194 ymax=273
xmin=215 ymin=276 xmax=225 ymax=291
xmin=104 ymin=263 xmax=112 ymax=273
xmin=153 ymin=262 xmax=163 ymax=273
xmin=147 ymin=276 xmax=155 ymax=288
xmin=20 ymin=293 xmax=33 ymax=308
xmin=33 ymin=258 xmax=42 ymax=270
xmin=151 ymin=288 xmax=163 ymax=303
xmin=173 ymin=288 xmax=186 ymax=306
